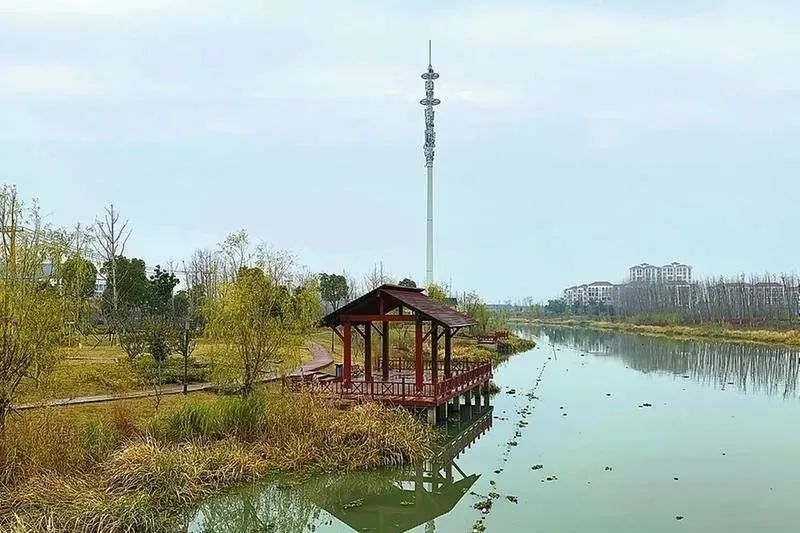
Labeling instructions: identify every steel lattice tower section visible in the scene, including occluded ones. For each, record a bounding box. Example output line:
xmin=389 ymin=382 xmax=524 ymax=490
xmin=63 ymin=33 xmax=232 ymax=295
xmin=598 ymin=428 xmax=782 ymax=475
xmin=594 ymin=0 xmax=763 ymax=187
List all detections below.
xmin=420 ymin=40 xmax=440 ymax=286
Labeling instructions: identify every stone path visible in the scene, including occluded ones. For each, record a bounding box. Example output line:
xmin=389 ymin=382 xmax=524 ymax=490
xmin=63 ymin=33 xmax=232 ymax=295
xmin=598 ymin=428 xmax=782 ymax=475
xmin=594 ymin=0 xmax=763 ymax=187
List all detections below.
xmin=14 ymin=341 xmax=334 ymax=411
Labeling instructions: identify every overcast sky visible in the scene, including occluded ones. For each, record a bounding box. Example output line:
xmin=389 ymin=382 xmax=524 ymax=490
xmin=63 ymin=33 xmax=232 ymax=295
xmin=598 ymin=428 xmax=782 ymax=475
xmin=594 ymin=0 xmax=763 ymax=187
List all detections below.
xmin=4 ymin=0 xmax=800 ymax=302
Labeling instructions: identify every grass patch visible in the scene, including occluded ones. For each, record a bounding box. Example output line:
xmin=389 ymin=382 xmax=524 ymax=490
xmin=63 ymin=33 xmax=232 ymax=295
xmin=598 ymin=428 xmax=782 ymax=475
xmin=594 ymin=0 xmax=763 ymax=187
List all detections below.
xmin=0 ymin=392 xmax=433 ymax=532
xmin=16 ymin=338 xmax=313 ymax=404
xmin=525 ymin=317 xmax=800 ymax=346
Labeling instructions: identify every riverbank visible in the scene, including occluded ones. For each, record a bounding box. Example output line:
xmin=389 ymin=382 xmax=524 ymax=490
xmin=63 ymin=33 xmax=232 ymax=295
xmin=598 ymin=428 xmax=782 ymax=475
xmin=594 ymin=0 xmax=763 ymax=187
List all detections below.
xmin=0 ymin=392 xmax=433 ymax=533
xmin=517 ymin=317 xmax=800 ymax=346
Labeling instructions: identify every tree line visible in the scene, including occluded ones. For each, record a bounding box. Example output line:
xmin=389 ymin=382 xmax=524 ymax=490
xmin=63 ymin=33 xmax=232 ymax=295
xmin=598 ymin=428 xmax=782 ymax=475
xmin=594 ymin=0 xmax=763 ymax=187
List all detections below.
xmin=0 ymin=185 xmax=502 ymax=429
xmin=0 ymin=186 xmax=321 ymax=428
xmin=528 ymin=275 xmax=800 ymax=326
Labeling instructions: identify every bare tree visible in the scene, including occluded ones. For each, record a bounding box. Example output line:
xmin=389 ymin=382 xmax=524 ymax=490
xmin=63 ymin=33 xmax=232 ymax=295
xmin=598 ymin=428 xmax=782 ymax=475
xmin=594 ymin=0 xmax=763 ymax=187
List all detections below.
xmin=219 ymin=229 xmax=252 ymax=281
xmin=188 ymin=248 xmax=223 ymax=300
xmin=93 ymin=204 xmax=131 ymax=332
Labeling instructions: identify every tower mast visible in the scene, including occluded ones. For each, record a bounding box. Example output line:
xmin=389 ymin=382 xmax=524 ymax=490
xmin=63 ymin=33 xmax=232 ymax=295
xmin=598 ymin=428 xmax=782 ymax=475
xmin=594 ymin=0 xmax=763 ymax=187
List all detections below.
xmin=420 ymin=40 xmax=440 ymax=286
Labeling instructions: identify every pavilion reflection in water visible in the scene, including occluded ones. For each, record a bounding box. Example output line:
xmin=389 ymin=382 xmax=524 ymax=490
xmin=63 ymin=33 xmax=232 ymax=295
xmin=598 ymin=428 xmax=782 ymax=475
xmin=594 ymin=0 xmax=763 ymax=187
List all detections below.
xmin=189 ymin=404 xmax=494 ymax=533
xmin=309 ymin=405 xmax=493 ymax=532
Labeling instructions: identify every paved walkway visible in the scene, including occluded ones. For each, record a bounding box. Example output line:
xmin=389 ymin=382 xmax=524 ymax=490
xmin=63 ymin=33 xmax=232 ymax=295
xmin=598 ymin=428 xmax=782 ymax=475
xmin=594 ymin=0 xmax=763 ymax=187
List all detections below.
xmin=14 ymin=341 xmax=334 ymax=411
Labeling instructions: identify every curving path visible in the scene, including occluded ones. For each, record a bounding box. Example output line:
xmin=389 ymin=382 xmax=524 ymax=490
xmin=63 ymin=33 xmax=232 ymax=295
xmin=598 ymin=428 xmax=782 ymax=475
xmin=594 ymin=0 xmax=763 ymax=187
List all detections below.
xmin=14 ymin=341 xmax=334 ymax=411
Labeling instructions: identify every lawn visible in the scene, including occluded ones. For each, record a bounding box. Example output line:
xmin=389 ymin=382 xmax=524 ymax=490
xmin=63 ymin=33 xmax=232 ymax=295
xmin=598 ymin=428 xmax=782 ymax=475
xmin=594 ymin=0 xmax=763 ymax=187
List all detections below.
xmin=17 ymin=337 xmax=314 ymax=404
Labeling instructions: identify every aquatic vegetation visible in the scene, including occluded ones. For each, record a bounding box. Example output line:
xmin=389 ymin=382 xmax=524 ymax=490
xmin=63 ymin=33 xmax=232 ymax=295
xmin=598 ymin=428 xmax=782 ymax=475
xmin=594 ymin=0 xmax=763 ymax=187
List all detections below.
xmin=0 ymin=393 xmax=434 ymax=533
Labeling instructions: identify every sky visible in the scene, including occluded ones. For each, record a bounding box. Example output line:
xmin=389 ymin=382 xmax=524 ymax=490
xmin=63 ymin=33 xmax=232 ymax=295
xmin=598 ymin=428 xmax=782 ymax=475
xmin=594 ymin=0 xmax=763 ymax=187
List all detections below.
xmin=3 ymin=0 xmax=800 ymax=302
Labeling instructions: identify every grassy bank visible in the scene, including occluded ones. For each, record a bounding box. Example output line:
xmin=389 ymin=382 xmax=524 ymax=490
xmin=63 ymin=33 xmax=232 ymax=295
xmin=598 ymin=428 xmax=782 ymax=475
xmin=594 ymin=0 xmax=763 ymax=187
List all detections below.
xmin=522 ymin=317 xmax=800 ymax=346
xmin=0 ymin=392 xmax=433 ymax=533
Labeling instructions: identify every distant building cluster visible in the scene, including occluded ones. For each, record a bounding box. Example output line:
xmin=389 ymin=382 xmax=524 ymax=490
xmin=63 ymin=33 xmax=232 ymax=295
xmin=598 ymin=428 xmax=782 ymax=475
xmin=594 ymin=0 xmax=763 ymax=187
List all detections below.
xmin=563 ymin=281 xmax=614 ymax=306
xmin=629 ymin=262 xmax=692 ymax=283
xmin=559 ymin=262 xmax=800 ymax=320
xmin=563 ymin=261 xmax=693 ymax=306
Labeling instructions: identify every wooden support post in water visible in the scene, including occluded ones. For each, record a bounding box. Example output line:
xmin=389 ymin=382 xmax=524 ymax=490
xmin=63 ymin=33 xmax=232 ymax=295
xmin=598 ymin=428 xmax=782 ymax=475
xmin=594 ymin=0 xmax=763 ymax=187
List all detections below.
xmin=415 ymin=318 xmax=424 ymax=389
xmin=343 ymin=321 xmax=352 ymax=386
xmin=364 ymin=322 xmax=372 ymax=382
xmin=437 ymin=401 xmax=448 ymax=422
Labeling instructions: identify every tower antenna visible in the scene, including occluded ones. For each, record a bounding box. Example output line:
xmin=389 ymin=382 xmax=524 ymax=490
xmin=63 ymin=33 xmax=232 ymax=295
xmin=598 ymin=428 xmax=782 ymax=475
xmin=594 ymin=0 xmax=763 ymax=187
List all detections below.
xmin=420 ymin=41 xmax=440 ymax=286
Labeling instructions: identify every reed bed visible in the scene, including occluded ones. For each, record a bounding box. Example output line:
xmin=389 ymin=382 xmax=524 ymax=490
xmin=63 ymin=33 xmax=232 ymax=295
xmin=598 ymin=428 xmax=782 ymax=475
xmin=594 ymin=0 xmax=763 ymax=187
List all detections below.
xmin=0 ymin=392 xmax=434 ymax=533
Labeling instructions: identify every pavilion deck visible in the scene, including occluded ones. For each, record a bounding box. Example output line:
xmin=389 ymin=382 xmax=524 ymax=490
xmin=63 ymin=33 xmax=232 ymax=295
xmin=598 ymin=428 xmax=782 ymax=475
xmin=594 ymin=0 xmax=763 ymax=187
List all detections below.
xmin=303 ymin=284 xmax=489 ymax=419
xmin=290 ymin=359 xmax=492 ymax=408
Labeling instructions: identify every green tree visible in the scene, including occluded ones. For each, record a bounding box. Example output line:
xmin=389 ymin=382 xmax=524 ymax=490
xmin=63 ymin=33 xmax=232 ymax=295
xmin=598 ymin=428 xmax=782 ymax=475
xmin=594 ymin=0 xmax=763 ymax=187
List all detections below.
xmin=101 ymin=256 xmax=149 ymax=317
xmin=61 ymin=255 xmax=97 ymax=299
xmin=207 ymin=258 xmax=313 ymax=396
xmin=147 ymin=265 xmax=179 ymax=314
xmin=426 ymin=282 xmax=449 ymax=303
xmin=0 ymin=187 xmax=64 ymax=430
xmin=459 ymin=292 xmax=490 ymax=333
xmin=319 ymin=272 xmax=348 ymax=311
xmin=544 ymin=298 xmax=568 ymax=315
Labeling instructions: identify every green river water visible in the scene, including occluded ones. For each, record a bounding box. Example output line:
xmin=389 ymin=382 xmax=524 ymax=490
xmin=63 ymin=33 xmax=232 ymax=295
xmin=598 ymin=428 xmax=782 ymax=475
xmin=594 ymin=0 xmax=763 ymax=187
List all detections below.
xmin=189 ymin=326 xmax=800 ymax=532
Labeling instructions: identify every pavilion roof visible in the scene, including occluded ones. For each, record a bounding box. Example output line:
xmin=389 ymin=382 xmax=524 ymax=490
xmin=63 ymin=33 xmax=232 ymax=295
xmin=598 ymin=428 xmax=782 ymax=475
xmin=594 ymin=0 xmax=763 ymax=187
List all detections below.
xmin=321 ymin=284 xmax=477 ymax=329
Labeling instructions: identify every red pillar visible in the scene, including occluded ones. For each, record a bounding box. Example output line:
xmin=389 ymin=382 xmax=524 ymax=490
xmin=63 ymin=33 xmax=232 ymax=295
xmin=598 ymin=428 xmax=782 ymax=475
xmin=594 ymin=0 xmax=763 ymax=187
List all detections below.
xmin=382 ymin=320 xmax=390 ymax=380
xmin=343 ymin=321 xmax=352 ymax=386
xmin=415 ymin=318 xmax=423 ymax=389
xmin=364 ymin=323 xmax=372 ymax=382
xmin=431 ymin=323 xmax=439 ymax=383
xmin=444 ymin=328 xmax=452 ymax=378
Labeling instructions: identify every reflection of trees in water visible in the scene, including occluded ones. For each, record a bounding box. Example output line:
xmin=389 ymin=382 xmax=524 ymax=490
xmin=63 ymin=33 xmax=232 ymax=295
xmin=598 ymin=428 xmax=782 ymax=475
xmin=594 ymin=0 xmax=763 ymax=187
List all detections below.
xmin=191 ymin=482 xmax=322 ymax=533
xmin=526 ymin=326 xmax=800 ymax=398
xmin=189 ymin=408 xmax=493 ymax=533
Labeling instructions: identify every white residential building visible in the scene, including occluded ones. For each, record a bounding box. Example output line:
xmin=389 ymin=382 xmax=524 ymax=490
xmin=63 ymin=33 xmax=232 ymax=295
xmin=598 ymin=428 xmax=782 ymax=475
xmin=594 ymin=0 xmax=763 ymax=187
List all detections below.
xmin=564 ymin=281 xmax=614 ymax=306
xmin=629 ymin=262 xmax=692 ymax=283
xmin=660 ymin=262 xmax=692 ymax=283
xmin=629 ymin=263 xmax=660 ymax=283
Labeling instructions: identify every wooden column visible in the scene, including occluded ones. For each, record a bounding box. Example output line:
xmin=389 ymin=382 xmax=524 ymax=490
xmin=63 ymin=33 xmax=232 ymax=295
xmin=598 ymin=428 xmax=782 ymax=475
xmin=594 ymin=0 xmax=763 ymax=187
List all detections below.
xmin=382 ymin=320 xmax=390 ymax=380
xmin=415 ymin=318 xmax=424 ymax=389
xmin=343 ymin=321 xmax=352 ymax=386
xmin=431 ymin=323 xmax=439 ymax=383
xmin=364 ymin=322 xmax=372 ymax=381
xmin=444 ymin=328 xmax=452 ymax=378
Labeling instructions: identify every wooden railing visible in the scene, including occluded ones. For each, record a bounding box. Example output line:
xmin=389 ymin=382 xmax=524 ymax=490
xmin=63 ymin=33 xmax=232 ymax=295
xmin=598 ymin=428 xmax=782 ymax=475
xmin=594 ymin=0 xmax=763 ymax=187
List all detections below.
xmin=290 ymin=360 xmax=492 ymax=406
xmin=373 ymin=358 xmax=481 ymax=375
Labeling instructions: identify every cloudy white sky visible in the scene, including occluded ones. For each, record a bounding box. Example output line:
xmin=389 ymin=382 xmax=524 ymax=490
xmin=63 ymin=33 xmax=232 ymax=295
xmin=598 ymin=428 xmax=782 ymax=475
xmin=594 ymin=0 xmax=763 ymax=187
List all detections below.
xmin=4 ymin=0 xmax=800 ymax=301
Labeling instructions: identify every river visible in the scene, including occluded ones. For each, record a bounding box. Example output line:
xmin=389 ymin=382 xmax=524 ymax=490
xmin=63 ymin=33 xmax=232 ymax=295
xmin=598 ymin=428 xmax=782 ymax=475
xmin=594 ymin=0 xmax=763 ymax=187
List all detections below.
xmin=188 ymin=326 xmax=800 ymax=532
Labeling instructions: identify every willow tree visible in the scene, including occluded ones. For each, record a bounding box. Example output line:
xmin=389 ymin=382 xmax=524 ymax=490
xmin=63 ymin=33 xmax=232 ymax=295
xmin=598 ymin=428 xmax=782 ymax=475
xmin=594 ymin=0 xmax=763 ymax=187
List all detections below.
xmin=206 ymin=251 xmax=319 ymax=396
xmin=0 ymin=187 xmax=63 ymax=430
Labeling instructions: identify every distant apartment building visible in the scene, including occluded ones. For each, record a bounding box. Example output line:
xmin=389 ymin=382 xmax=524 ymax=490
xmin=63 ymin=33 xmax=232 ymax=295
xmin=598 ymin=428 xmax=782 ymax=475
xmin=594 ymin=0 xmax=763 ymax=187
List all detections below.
xmin=564 ymin=281 xmax=614 ymax=306
xmin=629 ymin=262 xmax=692 ymax=283
xmin=628 ymin=263 xmax=660 ymax=283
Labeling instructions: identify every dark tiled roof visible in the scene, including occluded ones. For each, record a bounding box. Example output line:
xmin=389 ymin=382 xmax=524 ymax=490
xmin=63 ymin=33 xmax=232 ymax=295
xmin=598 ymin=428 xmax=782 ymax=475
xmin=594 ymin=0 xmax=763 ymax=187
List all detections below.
xmin=322 ymin=284 xmax=477 ymax=328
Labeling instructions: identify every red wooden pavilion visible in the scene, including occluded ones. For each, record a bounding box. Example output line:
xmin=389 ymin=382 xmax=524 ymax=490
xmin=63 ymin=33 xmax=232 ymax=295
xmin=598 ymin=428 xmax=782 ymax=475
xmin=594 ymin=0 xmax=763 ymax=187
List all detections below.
xmin=292 ymin=285 xmax=492 ymax=423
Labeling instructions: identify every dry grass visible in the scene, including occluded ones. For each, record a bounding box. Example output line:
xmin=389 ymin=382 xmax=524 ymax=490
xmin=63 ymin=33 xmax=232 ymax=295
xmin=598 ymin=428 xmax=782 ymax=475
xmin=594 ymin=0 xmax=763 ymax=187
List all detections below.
xmin=0 ymin=391 xmax=433 ymax=533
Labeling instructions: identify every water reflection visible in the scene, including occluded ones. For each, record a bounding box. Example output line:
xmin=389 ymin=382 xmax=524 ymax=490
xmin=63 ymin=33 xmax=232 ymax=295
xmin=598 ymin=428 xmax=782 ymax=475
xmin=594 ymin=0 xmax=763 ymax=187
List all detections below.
xmin=189 ymin=406 xmax=494 ymax=533
xmin=526 ymin=326 xmax=800 ymax=398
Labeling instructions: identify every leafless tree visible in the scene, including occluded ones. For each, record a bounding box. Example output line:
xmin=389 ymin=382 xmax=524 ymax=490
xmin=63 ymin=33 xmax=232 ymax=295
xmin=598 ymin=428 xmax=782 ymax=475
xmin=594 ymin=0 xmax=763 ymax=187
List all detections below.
xmin=93 ymin=204 xmax=130 ymax=328
xmin=188 ymin=248 xmax=223 ymax=300
xmin=219 ymin=229 xmax=251 ymax=281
